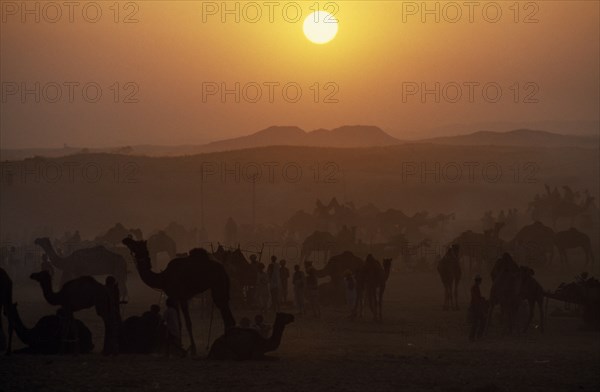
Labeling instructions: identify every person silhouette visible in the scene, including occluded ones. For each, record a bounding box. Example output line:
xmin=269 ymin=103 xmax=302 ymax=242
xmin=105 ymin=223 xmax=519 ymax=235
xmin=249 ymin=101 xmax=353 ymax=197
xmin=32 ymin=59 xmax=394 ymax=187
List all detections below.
xmin=469 ymin=275 xmax=487 ymax=341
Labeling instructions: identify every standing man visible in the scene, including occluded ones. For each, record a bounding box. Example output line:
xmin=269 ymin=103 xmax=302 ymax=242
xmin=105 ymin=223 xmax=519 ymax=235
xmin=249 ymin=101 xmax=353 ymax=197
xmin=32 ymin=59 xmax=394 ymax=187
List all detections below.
xmin=267 ymin=255 xmax=281 ymax=312
xmin=279 ymin=259 xmax=290 ymax=305
xmin=469 ymin=274 xmax=487 ymax=341
xmin=292 ymin=264 xmax=306 ymax=315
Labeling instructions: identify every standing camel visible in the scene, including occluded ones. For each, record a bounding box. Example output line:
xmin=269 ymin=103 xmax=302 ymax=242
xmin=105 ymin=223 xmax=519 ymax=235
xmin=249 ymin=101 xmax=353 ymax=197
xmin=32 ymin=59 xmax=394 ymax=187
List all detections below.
xmin=555 ymin=228 xmax=594 ymax=268
xmin=451 ymin=222 xmax=504 ymax=274
xmin=488 ymin=253 xmax=545 ymax=334
xmin=437 ymin=244 xmax=461 ymax=310
xmin=510 ymin=221 xmax=555 ymax=267
xmin=122 ymin=238 xmax=235 ymax=356
xmin=0 ymin=267 xmax=14 ymax=354
xmin=29 ymin=270 xmax=116 ymax=353
xmin=34 ymin=237 xmax=128 ymax=300
xmin=353 ymin=255 xmax=391 ymax=321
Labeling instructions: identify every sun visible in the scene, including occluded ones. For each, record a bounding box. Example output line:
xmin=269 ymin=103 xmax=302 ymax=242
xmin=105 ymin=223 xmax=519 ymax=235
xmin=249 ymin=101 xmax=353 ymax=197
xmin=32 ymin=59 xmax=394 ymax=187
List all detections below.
xmin=303 ymin=11 xmax=338 ymax=44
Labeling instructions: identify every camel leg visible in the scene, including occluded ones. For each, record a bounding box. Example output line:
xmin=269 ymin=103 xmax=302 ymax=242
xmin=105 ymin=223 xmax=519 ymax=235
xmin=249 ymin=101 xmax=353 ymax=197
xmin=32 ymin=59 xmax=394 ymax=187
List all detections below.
xmin=523 ymin=298 xmax=535 ymax=332
xmin=117 ymin=276 xmax=128 ymax=302
xmin=486 ymin=302 xmax=495 ymax=334
xmin=180 ymin=300 xmax=196 ymax=356
xmin=6 ymin=316 xmax=12 ymax=355
xmin=538 ymin=297 xmax=545 ymax=333
xmin=214 ymin=300 xmax=235 ymax=331
xmin=453 ymin=280 xmax=460 ymax=311
xmin=367 ymin=289 xmax=376 ymax=320
xmin=378 ymin=288 xmax=384 ymax=322
xmin=443 ymin=284 xmax=450 ymax=311
xmin=0 ymin=306 xmax=5 ymax=353
xmin=101 ymin=316 xmax=110 ymax=355
xmin=211 ymin=286 xmax=235 ymax=330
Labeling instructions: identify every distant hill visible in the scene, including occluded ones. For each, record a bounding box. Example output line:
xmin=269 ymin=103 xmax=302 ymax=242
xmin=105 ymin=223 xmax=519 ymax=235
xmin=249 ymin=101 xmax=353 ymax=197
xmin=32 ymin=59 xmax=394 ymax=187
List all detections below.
xmin=422 ymin=129 xmax=598 ymax=148
xmin=0 ymin=125 xmax=402 ymax=160
xmin=200 ymin=125 xmax=401 ymax=152
xmin=2 ymin=127 xmax=597 ymax=161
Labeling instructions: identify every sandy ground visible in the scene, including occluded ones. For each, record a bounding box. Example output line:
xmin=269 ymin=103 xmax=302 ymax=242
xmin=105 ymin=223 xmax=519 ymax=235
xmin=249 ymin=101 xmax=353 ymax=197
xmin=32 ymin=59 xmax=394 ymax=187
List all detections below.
xmin=1 ymin=271 xmax=599 ymax=392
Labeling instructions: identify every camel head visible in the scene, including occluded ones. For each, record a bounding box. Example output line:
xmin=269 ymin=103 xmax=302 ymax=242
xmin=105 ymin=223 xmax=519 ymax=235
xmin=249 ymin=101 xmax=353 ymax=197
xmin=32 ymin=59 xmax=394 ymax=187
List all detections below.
xmin=274 ymin=312 xmax=295 ymax=327
xmin=30 ymin=270 xmax=51 ymax=283
xmin=122 ymin=237 xmax=149 ymax=258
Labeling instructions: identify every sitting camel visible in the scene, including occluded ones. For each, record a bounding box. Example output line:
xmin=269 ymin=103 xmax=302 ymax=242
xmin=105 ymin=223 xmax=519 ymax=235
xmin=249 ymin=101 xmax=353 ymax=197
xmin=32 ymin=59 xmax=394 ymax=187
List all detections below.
xmin=6 ymin=302 xmax=93 ymax=354
xmin=208 ymin=313 xmax=295 ymax=360
xmin=119 ymin=306 xmax=165 ymax=354
xmin=0 ymin=267 xmax=14 ymax=354
xmin=29 ymin=270 xmax=117 ymax=353
xmin=353 ymin=255 xmax=392 ymax=321
xmin=34 ymin=237 xmax=128 ymax=300
xmin=555 ymin=228 xmax=594 ymax=268
xmin=122 ymin=237 xmax=235 ymax=356
xmin=437 ymin=244 xmax=461 ymax=311
xmin=488 ymin=253 xmax=545 ymax=334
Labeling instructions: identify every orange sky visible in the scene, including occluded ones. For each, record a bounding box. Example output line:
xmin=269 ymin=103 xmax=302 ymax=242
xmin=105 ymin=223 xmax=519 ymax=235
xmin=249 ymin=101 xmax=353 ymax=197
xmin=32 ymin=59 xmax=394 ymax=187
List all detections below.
xmin=1 ymin=1 xmax=598 ymax=148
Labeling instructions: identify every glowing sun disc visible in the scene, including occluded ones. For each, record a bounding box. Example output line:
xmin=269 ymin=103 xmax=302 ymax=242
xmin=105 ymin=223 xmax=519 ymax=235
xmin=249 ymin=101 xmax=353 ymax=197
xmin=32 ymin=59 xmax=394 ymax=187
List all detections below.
xmin=303 ymin=11 xmax=338 ymax=44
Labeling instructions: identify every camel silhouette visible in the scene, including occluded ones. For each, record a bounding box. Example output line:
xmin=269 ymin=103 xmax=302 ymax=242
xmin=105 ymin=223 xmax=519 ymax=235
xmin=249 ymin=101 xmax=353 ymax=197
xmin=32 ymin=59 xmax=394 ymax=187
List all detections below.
xmin=555 ymin=228 xmax=594 ymax=268
xmin=122 ymin=237 xmax=235 ymax=356
xmin=29 ymin=270 xmax=115 ymax=353
xmin=314 ymin=251 xmax=363 ymax=306
xmin=0 ymin=267 xmax=14 ymax=354
xmin=301 ymin=231 xmax=338 ymax=262
xmin=208 ymin=313 xmax=294 ymax=360
xmin=510 ymin=221 xmax=555 ymax=267
xmin=34 ymin=237 xmax=128 ymax=300
xmin=353 ymin=255 xmax=391 ymax=321
xmin=488 ymin=253 xmax=545 ymax=334
xmin=213 ymin=245 xmax=256 ymax=304
xmin=452 ymin=222 xmax=504 ymax=274
xmin=316 ymin=251 xmax=364 ymax=281
xmin=6 ymin=302 xmax=93 ymax=354
xmin=119 ymin=310 xmax=165 ymax=354
xmin=437 ymin=244 xmax=461 ymax=310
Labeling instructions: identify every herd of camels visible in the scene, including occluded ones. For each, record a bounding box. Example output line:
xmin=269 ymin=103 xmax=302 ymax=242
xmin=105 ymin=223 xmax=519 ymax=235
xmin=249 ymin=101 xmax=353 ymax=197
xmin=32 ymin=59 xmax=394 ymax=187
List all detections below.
xmin=0 ymin=208 xmax=596 ymax=358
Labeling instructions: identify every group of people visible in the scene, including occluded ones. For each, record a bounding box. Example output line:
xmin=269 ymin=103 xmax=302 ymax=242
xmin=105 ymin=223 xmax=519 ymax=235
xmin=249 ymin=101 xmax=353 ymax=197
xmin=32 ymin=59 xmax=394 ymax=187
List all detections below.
xmin=248 ymin=255 xmax=321 ymax=318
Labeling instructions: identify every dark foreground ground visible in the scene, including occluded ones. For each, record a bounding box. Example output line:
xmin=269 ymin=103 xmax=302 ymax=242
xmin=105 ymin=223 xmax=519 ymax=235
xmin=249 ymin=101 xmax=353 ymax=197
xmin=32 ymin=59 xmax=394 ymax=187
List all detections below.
xmin=1 ymin=271 xmax=599 ymax=392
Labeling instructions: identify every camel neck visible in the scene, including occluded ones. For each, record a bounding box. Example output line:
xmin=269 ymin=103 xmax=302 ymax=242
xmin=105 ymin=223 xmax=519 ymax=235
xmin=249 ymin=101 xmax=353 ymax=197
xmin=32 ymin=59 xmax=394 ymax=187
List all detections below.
xmin=265 ymin=321 xmax=286 ymax=352
xmin=38 ymin=278 xmax=61 ymax=306
xmin=134 ymin=254 xmax=164 ymax=290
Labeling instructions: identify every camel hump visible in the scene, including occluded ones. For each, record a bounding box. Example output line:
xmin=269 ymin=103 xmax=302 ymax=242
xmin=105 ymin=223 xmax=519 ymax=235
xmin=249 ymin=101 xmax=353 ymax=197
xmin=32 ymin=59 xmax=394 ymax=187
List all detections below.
xmin=190 ymin=248 xmax=209 ymax=257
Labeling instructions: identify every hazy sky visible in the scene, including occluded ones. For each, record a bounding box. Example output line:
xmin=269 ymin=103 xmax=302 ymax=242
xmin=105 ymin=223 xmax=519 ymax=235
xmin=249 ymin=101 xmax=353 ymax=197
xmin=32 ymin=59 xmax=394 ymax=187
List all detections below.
xmin=1 ymin=1 xmax=598 ymax=148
